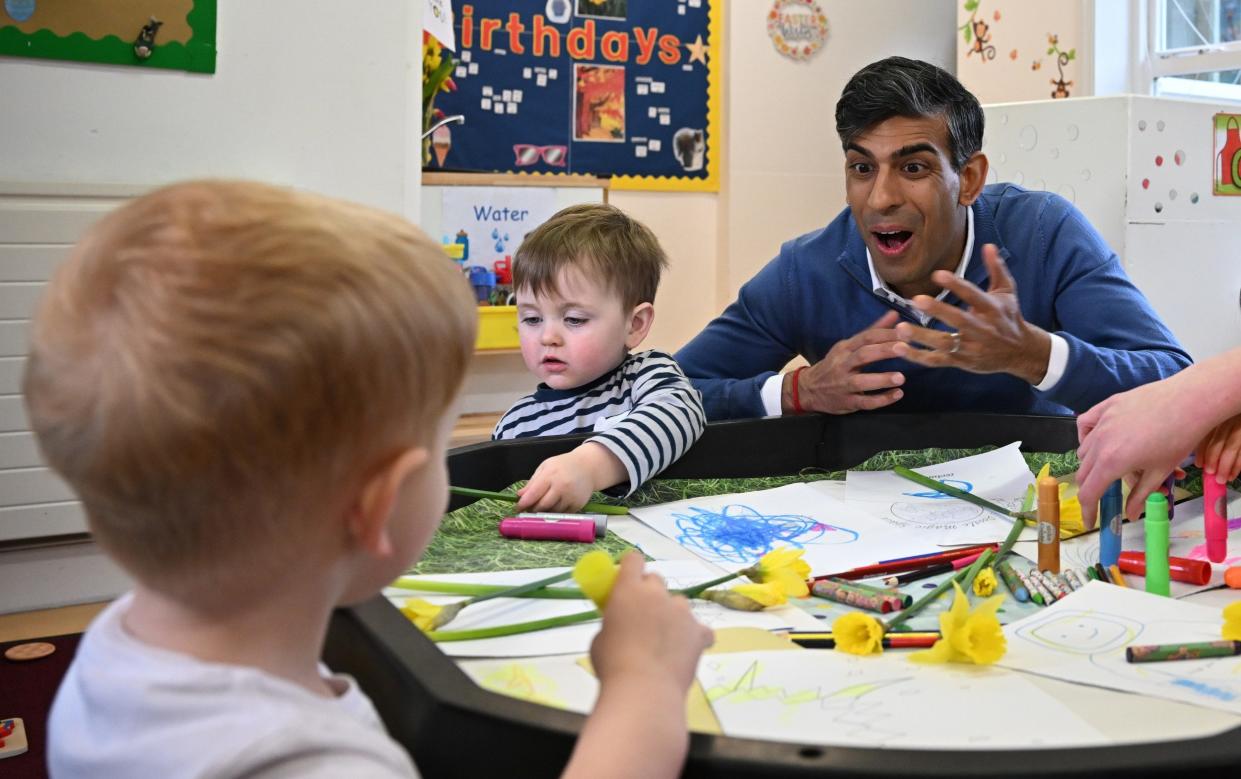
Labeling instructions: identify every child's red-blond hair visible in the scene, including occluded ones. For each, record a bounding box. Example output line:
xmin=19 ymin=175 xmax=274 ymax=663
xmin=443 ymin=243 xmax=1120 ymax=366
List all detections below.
xmin=23 ymin=180 xmax=476 ymax=605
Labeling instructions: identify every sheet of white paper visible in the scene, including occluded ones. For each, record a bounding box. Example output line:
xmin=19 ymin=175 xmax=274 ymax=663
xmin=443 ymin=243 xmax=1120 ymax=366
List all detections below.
xmin=628 ymin=483 xmax=930 ymax=576
xmin=844 ymin=442 xmax=1033 ymax=545
xmin=698 ymin=650 xmax=1107 ymax=749
xmin=458 ymin=655 xmax=598 ymax=714
xmin=1016 ymin=490 xmax=1241 ymax=597
xmin=1000 ymin=581 xmax=1241 ymax=714
xmin=387 ymin=559 xmax=820 ymax=657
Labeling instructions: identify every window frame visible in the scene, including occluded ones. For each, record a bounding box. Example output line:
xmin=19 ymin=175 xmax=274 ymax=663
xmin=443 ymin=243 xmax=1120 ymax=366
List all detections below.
xmin=1147 ymin=0 xmax=1241 ymax=99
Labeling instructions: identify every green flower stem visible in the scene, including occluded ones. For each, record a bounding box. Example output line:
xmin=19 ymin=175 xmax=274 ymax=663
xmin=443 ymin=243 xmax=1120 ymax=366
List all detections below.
xmin=676 ymin=570 xmax=742 ymax=599
xmin=394 ymin=568 xmax=576 ymax=609
xmin=894 ymin=467 xmax=1035 ymax=524
xmin=428 ymin=608 xmax=600 ymax=642
xmin=884 ymin=567 xmax=966 ymax=633
xmin=958 ymin=548 xmax=996 ymax=593
xmin=392 ymin=577 xmax=586 ymax=599
xmin=449 ymin=486 xmax=629 ymax=516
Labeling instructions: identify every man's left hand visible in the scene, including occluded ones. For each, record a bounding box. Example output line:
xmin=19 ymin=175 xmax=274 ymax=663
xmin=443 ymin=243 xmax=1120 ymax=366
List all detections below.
xmin=894 ymin=243 xmax=1051 ymax=385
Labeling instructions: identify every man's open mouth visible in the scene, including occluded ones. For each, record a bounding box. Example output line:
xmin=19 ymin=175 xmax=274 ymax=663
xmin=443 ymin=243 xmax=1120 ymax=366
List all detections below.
xmin=873 ymin=229 xmax=913 ymax=254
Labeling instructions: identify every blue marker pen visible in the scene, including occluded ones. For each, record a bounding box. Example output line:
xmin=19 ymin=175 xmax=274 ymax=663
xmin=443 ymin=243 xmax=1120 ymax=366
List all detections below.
xmin=1099 ymin=480 xmax=1123 ymax=567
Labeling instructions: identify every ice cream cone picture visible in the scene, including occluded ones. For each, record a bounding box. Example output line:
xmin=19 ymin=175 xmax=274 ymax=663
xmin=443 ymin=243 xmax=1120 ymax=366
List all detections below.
xmin=432 ymin=124 xmax=453 ymax=167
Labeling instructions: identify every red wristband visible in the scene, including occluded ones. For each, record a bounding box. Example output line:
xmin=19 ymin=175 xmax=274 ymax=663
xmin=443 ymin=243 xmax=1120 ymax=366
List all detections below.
xmin=790 ymin=366 xmax=807 ymax=415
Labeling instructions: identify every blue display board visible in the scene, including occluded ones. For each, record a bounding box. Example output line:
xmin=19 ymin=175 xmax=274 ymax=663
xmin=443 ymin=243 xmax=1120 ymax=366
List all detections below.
xmin=427 ymin=0 xmax=720 ymax=191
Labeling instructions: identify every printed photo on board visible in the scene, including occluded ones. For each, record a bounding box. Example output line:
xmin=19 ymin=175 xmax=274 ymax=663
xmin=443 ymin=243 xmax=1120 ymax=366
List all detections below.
xmin=576 ymin=0 xmax=628 ymax=21
xmin=574 ymin=64 xmax=626 ymax=141
xmin=674 ymin=127 xmax=705 ymax=171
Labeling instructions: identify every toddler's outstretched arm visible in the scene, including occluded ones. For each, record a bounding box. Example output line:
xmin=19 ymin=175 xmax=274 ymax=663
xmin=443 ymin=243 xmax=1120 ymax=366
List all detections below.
xmin=562 ymin=553 xmax=713 ymax=779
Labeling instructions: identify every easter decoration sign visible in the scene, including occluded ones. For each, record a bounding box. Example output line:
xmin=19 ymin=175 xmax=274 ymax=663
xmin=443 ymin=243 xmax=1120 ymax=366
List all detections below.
xmin=426 ymin=0 xmax=721 ymax=192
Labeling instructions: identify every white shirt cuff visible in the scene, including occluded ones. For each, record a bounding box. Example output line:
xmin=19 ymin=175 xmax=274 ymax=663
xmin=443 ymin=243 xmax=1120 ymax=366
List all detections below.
xmin=1034 ymin=333 xmax=1070 ymax=392
xmin=761 ymin=373 xmax=785 ymax=417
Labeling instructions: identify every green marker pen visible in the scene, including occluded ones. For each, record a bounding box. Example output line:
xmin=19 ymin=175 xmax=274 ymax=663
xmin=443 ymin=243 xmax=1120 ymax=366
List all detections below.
xmin=1144 ymin=492 xmax=1171 ymax=597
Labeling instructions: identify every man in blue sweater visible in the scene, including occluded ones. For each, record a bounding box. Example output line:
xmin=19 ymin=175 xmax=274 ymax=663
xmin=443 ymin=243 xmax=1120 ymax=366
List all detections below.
xmin=676 ymin=57 xmax=1190 ymax=421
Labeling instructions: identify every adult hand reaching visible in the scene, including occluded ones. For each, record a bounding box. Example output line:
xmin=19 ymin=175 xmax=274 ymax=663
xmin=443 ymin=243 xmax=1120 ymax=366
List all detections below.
xmin=893 ymin=244 xmax=1052 ymax=386
xmin=784 ymin=311 xmax=906 ymax=414
xmin=1075 ymin=377 xmax=1205 ymax=525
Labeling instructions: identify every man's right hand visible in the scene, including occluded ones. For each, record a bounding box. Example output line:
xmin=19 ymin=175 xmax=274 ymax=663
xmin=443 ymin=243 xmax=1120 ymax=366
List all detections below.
xmin=783 ymin=310 xmax=906 ymax=414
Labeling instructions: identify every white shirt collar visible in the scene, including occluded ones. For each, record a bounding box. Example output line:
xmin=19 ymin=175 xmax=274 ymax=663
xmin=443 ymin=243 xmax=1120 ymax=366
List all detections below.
xmin=866 ymin=207 xmax=974 ymax=326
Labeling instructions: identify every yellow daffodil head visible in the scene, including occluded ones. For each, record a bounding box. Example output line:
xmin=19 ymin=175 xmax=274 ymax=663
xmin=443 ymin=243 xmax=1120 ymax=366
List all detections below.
xmin=911 ymin=582 xmax=1007 ymax=665
xmin=831 ymin=612 xmax=886 ymax=656
xmin=703 ymin=581 xmax=788 ymax=611
xmin=401 ymin=598 xmax=464 ymax=632
xmin=1058 ymin=483 xmax=1085 ymax=537
xmin=745 ymin=548 xmax=811 ymax=598
xmin=972 ymin=567 xmax=998 ymax=597
xmin=1224 ymin=601 xmax=1241 ymax=641
xmin=572 ymin=550 xmax=619 ymax=610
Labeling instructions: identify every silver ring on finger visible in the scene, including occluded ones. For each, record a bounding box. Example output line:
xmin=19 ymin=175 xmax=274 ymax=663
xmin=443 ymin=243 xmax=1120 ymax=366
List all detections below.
xmin=948 ymin=331 xmax=961 ymax=354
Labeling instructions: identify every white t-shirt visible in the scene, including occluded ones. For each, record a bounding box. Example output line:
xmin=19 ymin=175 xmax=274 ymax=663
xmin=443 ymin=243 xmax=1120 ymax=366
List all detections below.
xmin=48 ymin=594 xmax=418 ymax=779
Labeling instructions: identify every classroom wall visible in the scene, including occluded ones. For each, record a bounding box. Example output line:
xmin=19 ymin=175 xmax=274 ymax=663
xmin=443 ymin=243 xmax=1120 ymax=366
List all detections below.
xmin=956 ymin=0 xmax=1088 ymax=103
xmin=0 ymin=1 xmax=425 ymax=220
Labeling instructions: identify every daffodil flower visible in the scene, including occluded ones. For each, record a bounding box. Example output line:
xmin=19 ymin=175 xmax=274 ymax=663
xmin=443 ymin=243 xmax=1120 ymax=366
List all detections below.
xmin=832 ymin=612 xmax=886 ymax=656
xmin=742 ymin=548 xmax=811 ymax=598
xmin=572 ymin=550 xmax=619 ymax=609
xmin=911 ymin=582 xmax=1007 ymax=665
xmin=1035 ymin=463 xmax=1084 ymax=538
xmin=972 ymin=567 xmax=998 ymax=597
xmin=401 ymin=598 xmax=466 ymax=632
xmin=1224 ymin=601 xmax=1241 ymax=641
xmin=701 ymin=581 xmax=788 ymax=611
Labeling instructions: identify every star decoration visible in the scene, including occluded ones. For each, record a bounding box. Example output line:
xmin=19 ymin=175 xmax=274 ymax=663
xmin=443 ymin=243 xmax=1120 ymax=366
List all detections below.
xmin=685 ymin=35 xmax=708 ymax=65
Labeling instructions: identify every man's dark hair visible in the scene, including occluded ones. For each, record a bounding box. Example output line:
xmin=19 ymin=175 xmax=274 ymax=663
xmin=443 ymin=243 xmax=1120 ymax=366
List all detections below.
xmin=835 ymin=57 xmax=984 ymax=171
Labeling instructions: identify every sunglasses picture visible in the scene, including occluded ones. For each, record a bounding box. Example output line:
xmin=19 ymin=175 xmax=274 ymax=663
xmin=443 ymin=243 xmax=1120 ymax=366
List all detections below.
xmin=513 ymin=145 xmax=568 ymax=166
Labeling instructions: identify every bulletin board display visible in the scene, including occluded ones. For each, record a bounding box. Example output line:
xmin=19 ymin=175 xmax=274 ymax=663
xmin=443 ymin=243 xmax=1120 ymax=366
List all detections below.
xmin=0 ymin=0 xmax=216 ymax=74
xmin=428 ymin=0 xmax=721 ymax=192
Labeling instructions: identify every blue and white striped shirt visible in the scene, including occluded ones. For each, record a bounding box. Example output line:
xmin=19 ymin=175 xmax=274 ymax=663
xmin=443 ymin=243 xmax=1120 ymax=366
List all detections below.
xmin=493 ymin=350 xmax=706 ymax=495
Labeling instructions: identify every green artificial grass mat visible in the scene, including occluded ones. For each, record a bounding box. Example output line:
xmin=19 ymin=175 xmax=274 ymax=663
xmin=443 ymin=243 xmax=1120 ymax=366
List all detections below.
xmin=409 ymin=446 xmax=1084 ymax=574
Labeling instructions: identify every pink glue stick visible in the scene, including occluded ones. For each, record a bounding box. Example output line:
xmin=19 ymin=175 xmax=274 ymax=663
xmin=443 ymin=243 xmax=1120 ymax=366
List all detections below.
xmin=1205 ymin=477 xmax=1228 ymax=564
xmin=499 ymin=517 xmax=596 ymax=543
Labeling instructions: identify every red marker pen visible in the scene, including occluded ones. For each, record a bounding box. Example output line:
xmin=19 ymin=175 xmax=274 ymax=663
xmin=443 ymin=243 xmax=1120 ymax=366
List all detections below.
xmin=1117 ymin=551 xmax=1212 ymax=586
xmin=499 ymin=517 xmax=596 ymax=543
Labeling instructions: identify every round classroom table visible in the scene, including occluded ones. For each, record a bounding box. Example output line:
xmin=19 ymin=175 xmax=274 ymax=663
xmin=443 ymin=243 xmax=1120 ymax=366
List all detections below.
xmin=323 ymin=413 xmax=1241 ymax=777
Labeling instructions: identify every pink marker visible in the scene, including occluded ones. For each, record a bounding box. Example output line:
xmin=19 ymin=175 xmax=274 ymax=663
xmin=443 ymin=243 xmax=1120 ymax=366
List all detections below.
xmin=1205 ymin=477 xmax=1228 ymax=563
xmin=499 ymin=517 xmax=596 ymax=543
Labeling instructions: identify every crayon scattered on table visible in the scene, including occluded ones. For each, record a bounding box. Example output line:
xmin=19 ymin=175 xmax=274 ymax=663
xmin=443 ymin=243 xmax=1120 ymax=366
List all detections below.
xmin=1125 ymin=640 xmax=1241 ymax=664
xmin=1094 ymin=562 xmax=1112 ymax=584
xmin=1108 ymin=564 xmax=1129 ymax=588
xmin=1064 ymin=569 xmax=1086 ymax=591
xmin=810 ymin=579 xmax=905 ymax=613
xmin=996 ymin=558 xmax=1030 ymax=602
xmin=1085 ymin=566 xmax=1098 ymax=581
xmin=841 ymin=578 xmax=913 ymax=608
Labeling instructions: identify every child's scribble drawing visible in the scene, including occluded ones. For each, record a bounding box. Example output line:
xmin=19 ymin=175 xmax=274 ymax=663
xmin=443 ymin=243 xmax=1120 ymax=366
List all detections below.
xmin=698 ymin=650 xmax=1105 ymax=748
xmin=902 ymin=479 xmax=974 ymax=499
xmin=673 ymin=504 xmax=856 ymax=564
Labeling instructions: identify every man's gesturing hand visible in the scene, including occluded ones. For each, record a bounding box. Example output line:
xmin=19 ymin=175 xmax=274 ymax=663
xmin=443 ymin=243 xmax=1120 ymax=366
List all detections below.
xmin=784 ymin=311 xmax=905 ymax=414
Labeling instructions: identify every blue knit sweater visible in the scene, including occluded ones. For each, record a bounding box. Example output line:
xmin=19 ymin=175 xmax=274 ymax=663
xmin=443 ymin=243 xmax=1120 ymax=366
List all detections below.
xmin=676 ymin=184 xmax=1192 ymax=420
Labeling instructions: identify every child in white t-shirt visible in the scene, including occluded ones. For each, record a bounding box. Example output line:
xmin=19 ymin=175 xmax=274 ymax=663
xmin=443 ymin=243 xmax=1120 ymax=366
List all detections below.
xmin=26 ymin=180 xmax=712 ymax=778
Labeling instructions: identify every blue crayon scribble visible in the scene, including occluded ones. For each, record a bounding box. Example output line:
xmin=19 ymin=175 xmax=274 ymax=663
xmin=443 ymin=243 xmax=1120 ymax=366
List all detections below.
xmin=903 ymin=479 xmax=974 ymax=500
xmin=1171 ymin=678 xmax=1237 ymax=702
xmin=671 ymin=504 xmax=858 ymax=564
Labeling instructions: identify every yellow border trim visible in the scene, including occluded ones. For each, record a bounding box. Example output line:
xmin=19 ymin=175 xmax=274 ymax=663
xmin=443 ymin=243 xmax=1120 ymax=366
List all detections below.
xmin=612 ymin=0 xmax=722 ymax=192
